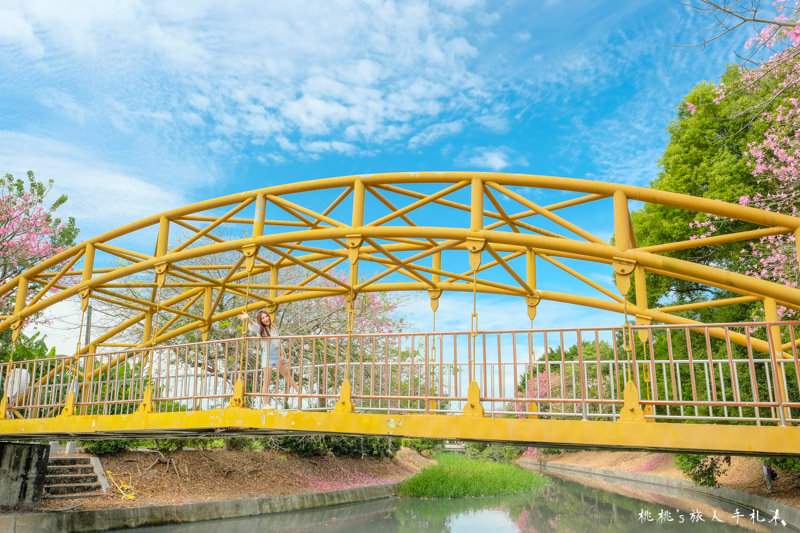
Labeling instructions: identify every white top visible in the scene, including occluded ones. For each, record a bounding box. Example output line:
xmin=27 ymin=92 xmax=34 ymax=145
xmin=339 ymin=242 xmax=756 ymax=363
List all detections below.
xmin=247 ymin=320 xmax=281 ymax=368
xmin=5 ymin=368 xmax=30 ymax=401
xmin=248 ymin=322 xmax=279 ymax=338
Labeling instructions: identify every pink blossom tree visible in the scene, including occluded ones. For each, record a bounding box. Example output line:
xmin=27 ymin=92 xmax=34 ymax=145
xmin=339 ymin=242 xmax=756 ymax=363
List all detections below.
xmin=0 ymin=171 xmax=79 ymax=361
xmin=0 ymin=171 xmax=78 ymax=293
xmin=686 ymin=1 xmax=800 ymax=319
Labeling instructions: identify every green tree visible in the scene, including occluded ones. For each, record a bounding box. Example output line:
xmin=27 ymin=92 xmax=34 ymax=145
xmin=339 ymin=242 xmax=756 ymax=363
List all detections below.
xmin=630 ymin=67 xmax=775 ymax=320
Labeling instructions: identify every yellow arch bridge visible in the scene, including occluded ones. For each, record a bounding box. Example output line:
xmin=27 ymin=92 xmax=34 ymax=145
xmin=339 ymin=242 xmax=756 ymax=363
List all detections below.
xmin=1 ymin=172 xmax=799 ymax=456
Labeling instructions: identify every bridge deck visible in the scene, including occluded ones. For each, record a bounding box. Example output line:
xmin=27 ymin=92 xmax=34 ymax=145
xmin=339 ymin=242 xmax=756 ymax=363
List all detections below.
xmin=2 ymin=322 xmax=799 ymax=455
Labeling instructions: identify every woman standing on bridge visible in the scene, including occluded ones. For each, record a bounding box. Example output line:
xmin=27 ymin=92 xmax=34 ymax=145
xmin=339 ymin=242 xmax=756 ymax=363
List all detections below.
xmin=238 ymin=310 xmax=300 ymax=408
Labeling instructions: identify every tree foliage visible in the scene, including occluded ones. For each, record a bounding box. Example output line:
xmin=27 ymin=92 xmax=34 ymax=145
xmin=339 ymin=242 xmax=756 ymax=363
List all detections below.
xmin=0 ymin=171 xmax=78 ymax=361
xmin=630 ymin=67 xmax=772 ymax=320
xmin=674 ymin=453 xmax=731 ymax=487
xmin=0 ymin=171 xmax=79 ymax=294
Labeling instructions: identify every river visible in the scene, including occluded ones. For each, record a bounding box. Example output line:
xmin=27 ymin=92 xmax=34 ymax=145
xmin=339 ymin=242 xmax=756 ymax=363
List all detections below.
xmin=110 ymin=477 xmax=793 ymax=532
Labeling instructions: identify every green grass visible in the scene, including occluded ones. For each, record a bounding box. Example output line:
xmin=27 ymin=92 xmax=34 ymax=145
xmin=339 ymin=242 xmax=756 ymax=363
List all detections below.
xmin=397 ymin=453 xmax=549 ymax=498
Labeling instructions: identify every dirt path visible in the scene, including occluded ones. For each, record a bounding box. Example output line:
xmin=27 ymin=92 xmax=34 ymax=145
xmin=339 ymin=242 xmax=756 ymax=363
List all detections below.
xmin=43 ymin=447 xmax=432 ymax=510
xmin=539 ymin=450 xmax=800 ymax=509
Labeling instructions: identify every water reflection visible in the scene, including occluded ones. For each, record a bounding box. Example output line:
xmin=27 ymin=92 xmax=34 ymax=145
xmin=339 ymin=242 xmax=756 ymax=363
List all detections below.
xmin=114 ymin=478 xmax=791 ymax=533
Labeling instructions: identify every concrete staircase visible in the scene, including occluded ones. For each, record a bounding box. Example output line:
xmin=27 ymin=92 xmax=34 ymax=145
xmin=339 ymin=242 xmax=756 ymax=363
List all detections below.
xmin=43 ymin=457 xmax=105 ymax=500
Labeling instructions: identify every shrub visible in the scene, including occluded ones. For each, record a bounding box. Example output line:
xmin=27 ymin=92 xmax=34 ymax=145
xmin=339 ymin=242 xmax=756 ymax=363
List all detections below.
xmin=154 ymin=439 xmax=186 ymax=451
xmin=223 ymin=437 xmax=254 ymax=451
xmin=465 ymin=442 xmax=523 ymax=462
xmin=259 ymin=435 xmax=397 ymax=458
xmin=80 ymin=439 xmax=135 ymax=455
xmin=674 ymin=454 xmax=730 ymax=487
xmin=261 ymin=436 xmax=328 ymax=457
xmin=403 ymin=438 xmax=444 ymax=454
xmin=765 ymin=456 xmax=800 ymax=473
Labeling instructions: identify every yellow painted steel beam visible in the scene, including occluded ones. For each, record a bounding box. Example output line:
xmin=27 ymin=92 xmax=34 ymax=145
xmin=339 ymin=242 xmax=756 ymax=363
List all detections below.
xmin=443 ymin=250 xmax=526 ymax=283
xmin=657 ymin=296 xmax=759 ymax=313
xmin=27 ymin=250 xmax=85 ymax=306
xmin=366 ymin=181 xmax=469 ymax=228
xmin=172 ymin=198 xmax=254 ymax=253
xmin=4 ymin=170 xmax=797 ymax=301
xmin=362 ymin=237 xmax=436 ymax=288
xmin=487 ymin=181 xmax=606 ymax=244
xmin=8 ymin=225 xmax=800 ymax=338
xmin=537 ymin=253 xmax=624 ymax=303
xmin=0 ymin=409 xmax=798 ymax=456
xmin=484 ymin=187 xmax=521 ymax=234
xmin=638 ymin=226 xmax=791 ymax=254
xmin=485 ymin=244 xmax=529 ymax=291
xmin=364 ymin=185 xmax=438 ymax=246
xmin=5 ymin=172 xmax=800 ymax=355
xmin=266 ymin=194 xmax=348 ymax=229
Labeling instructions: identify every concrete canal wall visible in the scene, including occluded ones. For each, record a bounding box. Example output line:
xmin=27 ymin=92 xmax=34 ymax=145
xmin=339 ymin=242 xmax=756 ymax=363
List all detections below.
xmin=0 ymin=483 xmax=397 ymax=533
xmin=521 ymin=458 xmax=800 ymax=529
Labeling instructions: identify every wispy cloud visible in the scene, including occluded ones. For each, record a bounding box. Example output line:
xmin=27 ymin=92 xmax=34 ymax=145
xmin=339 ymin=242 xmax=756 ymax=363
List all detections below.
xmin=456 ymin=146 xmax=529 ymax=171
xmin=0 ymin=131 xmax=188 ymax=234
xmin=408 ymin=120 xmax=464 ymax=148
xmin=0 ymin=1 xmax=502 ymax=163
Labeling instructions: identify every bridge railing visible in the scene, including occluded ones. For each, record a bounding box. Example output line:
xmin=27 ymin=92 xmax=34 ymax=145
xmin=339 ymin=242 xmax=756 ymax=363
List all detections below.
xmin=1 ymin=321 xmax=799 ymax=426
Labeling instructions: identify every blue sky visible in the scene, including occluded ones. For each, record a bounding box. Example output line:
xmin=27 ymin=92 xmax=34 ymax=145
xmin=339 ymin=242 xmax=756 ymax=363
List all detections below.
xmin=0 ymin=1 xmax=748 ymax=349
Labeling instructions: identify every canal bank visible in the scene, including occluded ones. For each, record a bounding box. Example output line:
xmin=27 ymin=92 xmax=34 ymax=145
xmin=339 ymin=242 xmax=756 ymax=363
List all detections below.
xmin=0 ymin=483 xmax=397 ymax=533
xmin=520 ymin=457 xmax=800 ymax=530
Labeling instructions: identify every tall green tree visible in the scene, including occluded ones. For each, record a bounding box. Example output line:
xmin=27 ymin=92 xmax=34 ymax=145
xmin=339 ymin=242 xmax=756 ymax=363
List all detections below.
xmin=630 ymin=66 xmax=776 ymax=320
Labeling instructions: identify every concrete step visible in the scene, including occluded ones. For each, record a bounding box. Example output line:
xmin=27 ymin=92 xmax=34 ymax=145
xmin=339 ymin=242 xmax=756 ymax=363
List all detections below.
xmin=44 ymin=492 xmax=104 ymax=500
xmin=45 ymin=473 xmax=98 ymax=485
xmin=45 ymin=482 xmax=102 ymax=496
xmin=47 ymin=464 xmax=95 ymax=475
xmin=48 ymin=457 xmax=91 ymax=466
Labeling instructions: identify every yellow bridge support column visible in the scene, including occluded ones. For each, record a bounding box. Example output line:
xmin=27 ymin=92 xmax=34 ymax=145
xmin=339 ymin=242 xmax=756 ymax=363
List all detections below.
xmin=10 ymin=276 xmax=28 ymax=346
xmin=765 ymin=297 xmax=792 ymax=426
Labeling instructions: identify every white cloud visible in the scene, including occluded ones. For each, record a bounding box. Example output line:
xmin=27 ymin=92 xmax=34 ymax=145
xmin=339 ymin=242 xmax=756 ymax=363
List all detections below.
xmin=408 ymin=120 xmax=464 ymax=148
xmin=302 ymin=140 xmax=358 ymax=155
xmin=0 ymin=8 xmax=44 ymax=57
xmin=568 ymin=104 xmax=664 ymax=185
xmin=456 ymin=146 xmax=529 ymax=171
xmin=39 ymin=89 xmax=91 ymax=124
xmin=25 ymin=298 xmax=82 ymax=356
xmin=0 ymin=131 xmax=188 ymax=234
xmin=475 ymin=114 xmax=509 ymax=133
xmin=0 ymin=1 xmax=501 ymax=159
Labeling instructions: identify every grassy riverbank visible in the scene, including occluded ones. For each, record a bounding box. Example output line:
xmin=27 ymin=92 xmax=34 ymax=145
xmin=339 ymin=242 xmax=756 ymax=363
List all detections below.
xmin=397 ymin=453 xmax=548 ymax=498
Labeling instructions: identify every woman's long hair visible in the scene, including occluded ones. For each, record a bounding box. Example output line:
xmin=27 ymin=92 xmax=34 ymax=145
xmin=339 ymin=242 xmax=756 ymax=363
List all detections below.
xmin=255 ymin=310 xmax=272 ymax=337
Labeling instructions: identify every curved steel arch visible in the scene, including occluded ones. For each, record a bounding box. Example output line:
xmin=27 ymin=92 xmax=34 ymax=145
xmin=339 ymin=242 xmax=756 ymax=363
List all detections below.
xmin=2 ymin=171 xmax=799 ymax=353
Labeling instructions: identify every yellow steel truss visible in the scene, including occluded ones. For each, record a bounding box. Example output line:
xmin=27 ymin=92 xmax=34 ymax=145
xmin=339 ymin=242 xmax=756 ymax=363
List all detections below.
xmin=2 ymin=172 xmax=800 ymax=452
xmin=2 ymin=172 xmax=798 ymax=353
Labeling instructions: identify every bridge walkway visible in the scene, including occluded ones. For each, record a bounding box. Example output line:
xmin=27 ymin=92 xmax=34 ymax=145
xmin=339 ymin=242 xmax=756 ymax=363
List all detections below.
xmin=1 ymin=322 xmax=799 ymax=456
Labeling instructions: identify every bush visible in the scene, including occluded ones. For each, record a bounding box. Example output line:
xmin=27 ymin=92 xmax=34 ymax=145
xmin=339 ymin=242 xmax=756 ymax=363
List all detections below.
xmin=404 ymin=438 xmax=444 ymax=454
xmin=80 ymin=439 xmax=135 ymax=455
xmin=765 ymin=456 xmax=800 ymax=473
xmin=223 ymin=437 xmax=254 ymax=451
xmin=260 ymin=436 xmax=328 ymax=457
xmin=674 ymin=454 xmax=730 ymax=487
xmin=465 ymin=442 xmax=523 ymax=463
xmin=154 ymin=439 xmax=186 ymax=451
xmin=259 ymin=435 xmax=397 ymax=458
